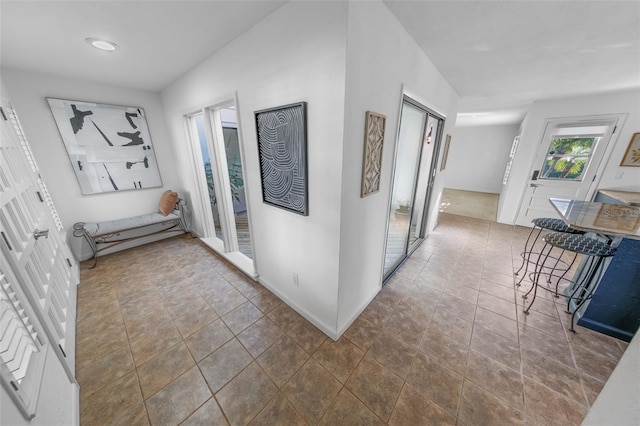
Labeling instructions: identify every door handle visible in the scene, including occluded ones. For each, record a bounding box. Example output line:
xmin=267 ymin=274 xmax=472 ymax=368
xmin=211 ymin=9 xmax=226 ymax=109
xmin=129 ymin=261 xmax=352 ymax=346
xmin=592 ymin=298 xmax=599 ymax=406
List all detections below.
xmin=530 ymin=183 xmax=540 ymax=188
xmin=33 ymin=228 xmax=49 ymax=240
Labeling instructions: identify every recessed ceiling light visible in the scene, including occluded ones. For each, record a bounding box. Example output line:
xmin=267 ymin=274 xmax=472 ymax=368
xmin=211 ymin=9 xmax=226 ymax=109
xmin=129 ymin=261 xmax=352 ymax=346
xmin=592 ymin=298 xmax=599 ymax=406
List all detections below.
xmin=85 ymin=37 xmax=119 ymax=52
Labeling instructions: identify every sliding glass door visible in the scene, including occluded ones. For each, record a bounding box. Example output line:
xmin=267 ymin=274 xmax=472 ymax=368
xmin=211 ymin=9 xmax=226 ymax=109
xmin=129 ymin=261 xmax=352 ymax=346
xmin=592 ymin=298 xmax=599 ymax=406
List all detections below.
xmin=186 ymin=100 xmax=254 ymax=274
xmin=383 ymin=97 xmax=444 ymax=280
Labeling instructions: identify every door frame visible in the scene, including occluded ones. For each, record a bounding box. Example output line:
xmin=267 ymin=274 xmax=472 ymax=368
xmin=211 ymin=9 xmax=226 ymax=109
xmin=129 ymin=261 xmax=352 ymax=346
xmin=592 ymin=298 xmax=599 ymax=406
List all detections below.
xmin=183 ymin=93 xmax=257 ymax=277
xmin=408 ymin=111 xmax=445 ymax=254
xmin=382 ymin=90 xmax=446 ymax=282
xmin=514 ymin=113 xmax=626 ymax=226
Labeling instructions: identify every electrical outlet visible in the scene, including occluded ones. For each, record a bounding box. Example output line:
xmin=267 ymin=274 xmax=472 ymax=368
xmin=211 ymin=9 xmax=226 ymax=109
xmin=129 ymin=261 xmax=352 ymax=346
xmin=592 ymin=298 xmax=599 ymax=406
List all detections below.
xmin=292 ymin=272 xmax=299 ymax=286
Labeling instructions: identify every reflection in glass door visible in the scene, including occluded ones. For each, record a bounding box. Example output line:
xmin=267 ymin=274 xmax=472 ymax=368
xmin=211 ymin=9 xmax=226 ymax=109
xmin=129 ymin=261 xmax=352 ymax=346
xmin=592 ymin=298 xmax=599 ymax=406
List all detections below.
xmin=383 ymin=97 xmax=444 ymax=279
xmin=408 ymin=115 xmax=441 ymax=250
xmin=384 ymin=102 xmax=426 ymax=274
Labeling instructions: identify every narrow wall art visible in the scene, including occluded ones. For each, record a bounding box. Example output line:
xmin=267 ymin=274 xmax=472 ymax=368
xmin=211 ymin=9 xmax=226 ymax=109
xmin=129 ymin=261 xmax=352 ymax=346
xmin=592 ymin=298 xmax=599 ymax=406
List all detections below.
xmin=361 ymin=111 xmax=386 ymax=197
xmin=255 ymin=102 xmax=308 ymax=215
xmin=440 ymin=134 xmax=452 ymax=171
xmin=47 ymin=98 xmax=162 ymax=194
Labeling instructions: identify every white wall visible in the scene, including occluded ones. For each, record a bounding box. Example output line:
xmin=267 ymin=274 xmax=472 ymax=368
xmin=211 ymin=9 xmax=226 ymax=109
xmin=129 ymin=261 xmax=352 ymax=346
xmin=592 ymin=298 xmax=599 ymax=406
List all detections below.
xmin=336 ymin=1 xmax=459 ymax=335
xmin=1 ymin=69 xmax=180 ymax=228
xmin=498 ymin=89 xmax=640 ymax=224
xmin=446 ymin=124 xmax=519 ymax=194
xmin=161 ymin=1 xmax=348 ymax=336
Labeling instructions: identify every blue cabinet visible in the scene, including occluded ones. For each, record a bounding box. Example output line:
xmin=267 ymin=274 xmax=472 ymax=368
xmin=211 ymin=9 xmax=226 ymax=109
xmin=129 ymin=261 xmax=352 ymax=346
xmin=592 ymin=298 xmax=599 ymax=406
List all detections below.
xmin=578 ymin=190 xmax=640 ymax=341
xmin=578 ymin=238 xmax=640 ymax=341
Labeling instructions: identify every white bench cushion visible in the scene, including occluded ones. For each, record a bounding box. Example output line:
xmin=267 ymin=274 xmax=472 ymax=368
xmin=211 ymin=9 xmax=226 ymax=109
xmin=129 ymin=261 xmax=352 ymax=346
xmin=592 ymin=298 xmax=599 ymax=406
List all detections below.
xmin=84 ymin=212 xmax=180 ymax=237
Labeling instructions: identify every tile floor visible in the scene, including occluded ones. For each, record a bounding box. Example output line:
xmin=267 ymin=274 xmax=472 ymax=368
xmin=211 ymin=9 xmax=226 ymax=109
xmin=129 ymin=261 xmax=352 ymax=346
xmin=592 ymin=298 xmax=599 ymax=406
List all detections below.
xmin=76 ymin=213 xmax=628 ymax=425
xmin=440 ymin=188 xmax=499 ymax=221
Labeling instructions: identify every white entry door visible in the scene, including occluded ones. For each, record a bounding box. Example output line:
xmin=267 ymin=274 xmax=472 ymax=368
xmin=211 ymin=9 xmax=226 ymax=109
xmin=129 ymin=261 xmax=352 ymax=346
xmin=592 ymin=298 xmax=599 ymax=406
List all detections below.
xmin=515 ymin=116 xmax=620 ymax=227
xmin=1 ymin=97 xmax=78 ymax=414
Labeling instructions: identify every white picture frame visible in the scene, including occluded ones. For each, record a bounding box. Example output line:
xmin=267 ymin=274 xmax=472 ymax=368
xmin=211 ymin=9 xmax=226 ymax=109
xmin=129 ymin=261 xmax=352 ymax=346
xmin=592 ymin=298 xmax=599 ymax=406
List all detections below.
xmin=48 ymin=98 xmax=162 ymax=194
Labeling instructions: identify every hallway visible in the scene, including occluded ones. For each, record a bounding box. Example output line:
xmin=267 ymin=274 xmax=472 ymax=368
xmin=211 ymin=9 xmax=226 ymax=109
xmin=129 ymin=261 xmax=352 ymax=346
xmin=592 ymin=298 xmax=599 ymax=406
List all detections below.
xmin=440 ymin=188 xmax=499 ymax=222
xmin=75 ymin=213 xmax=626 ymax=425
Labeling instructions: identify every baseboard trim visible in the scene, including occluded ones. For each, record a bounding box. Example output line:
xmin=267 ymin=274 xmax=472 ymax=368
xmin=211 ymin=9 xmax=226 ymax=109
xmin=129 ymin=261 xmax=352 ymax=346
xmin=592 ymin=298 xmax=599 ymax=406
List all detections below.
xmin=336 ymin=286 xmax=380 ymax=339
xmin=257 ymin=276 xmax=338 ymax=340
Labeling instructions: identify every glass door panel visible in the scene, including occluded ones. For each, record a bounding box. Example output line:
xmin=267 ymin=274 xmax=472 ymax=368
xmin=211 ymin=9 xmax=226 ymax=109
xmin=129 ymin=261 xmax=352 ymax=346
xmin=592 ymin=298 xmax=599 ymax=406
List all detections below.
xmin=220 ymin=107 xmax=253 ymax=259
xmin=408 ymin=115 xmax=441 ymax=249
xmin=194 ymin=113 xmax=223 ymax=239
xmin=383 ymin=102 xmax=426 ymax=275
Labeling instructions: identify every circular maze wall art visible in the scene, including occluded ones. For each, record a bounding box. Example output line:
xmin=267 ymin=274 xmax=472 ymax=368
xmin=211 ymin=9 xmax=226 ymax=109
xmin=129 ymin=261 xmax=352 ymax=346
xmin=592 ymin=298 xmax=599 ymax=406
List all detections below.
xmin=255 ymin=102 xmax=308 ymax=216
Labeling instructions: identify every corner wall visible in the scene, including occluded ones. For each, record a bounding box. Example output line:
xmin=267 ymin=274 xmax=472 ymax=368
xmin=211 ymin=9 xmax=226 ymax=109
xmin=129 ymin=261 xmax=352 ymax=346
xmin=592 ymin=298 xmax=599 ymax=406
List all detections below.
xmin=337 ymin=0 xmax=459 ymax=334
xmin=446 ymin=124 xmax=519 ymax=194
xmin=498 ymin=89 xmax=640 ymax=224
xmin=160 ymin=1 xmax=348 ymax=335
xmin=1 ymin=69 xmax=180 ymax=228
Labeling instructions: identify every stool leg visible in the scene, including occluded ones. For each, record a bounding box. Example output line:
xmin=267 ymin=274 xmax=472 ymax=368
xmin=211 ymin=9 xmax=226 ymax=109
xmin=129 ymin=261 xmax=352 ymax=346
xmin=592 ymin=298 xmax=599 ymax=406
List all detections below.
xmin=565 ymin=257 xmax=593 ymax=314
xmin=515 ymin=226 xmax=537 ymax=275
xmin=516 ymin=227 xmax=544 ymax=287
xmin=569 ymin=256 xmax=605 ymax=333
xmin=553 ymin=252 xmax=579 ymax=298
xmin=545 ymin=248 xmax=566 ymax=284
xmin=523 ymin=242 xmax=553 ymax=314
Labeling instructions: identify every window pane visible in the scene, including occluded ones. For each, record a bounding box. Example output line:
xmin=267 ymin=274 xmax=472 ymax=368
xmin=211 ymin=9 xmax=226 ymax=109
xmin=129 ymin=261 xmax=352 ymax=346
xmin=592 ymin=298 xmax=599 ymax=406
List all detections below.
xmin=220 ymin=107 xmax=252 ymax=259
xmin=384 ymin=103 xmax=426 ymax=274
xmin=540 ymin=137 xmax=596 ymax=181
xmin=194 ymin=114 xmax=223 ymax=239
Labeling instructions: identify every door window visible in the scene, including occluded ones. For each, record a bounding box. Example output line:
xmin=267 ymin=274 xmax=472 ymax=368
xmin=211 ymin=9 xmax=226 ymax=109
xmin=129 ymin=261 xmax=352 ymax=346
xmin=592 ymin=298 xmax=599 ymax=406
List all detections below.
xmin=540 ymin=136 xmax=598 ymax=181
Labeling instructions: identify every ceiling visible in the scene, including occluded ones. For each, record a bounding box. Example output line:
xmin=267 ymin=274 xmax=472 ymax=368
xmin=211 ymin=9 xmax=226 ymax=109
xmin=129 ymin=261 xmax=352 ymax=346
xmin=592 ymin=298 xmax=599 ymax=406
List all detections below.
xmin=384 ymin=0 xmax=640 ymax=126
xmin=1 ymin=1 xmax=639 ymax=126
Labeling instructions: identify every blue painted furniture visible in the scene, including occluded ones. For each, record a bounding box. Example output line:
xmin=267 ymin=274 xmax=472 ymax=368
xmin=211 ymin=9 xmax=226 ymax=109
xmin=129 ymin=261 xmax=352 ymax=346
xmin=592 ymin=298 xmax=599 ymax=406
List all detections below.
xmin=578 ymin=233 xmax=640 ymax=341
xmin=550 ymin=197 xmax=640 ymax=342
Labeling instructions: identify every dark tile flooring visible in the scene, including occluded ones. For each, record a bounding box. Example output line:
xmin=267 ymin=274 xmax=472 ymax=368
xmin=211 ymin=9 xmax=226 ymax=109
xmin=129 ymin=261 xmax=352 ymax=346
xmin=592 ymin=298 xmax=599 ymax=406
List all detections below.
xmin=76 ymin=213 xmax=627 ymax=425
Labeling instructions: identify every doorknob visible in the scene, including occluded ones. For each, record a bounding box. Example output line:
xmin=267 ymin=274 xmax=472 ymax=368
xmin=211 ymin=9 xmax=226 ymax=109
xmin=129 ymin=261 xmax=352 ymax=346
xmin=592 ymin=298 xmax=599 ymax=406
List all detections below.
xmin=33 ymin=228 xmax=49 ymax=240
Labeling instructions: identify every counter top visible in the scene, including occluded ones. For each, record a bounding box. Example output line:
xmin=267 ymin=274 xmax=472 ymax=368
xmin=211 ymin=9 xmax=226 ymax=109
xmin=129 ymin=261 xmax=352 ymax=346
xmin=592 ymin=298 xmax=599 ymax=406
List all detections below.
xmin=597 ymin=189 xmax=640 ymax=206
xmin=550 ymin=198 xmax=640 ymax=239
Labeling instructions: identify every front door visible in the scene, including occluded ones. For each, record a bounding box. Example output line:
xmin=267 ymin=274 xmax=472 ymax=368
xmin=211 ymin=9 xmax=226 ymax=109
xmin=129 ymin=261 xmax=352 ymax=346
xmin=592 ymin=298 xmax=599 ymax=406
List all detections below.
xmin=515 ymin=115 xmax=620 ymax=227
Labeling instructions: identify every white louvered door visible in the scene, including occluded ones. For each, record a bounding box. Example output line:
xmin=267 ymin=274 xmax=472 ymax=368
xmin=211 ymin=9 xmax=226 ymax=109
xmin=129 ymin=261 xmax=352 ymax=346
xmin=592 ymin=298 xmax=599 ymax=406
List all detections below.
xmin=0 ymin=98 xmax=78 ymax=396
xmin=0 ymin=263 xmax=48 ymax=419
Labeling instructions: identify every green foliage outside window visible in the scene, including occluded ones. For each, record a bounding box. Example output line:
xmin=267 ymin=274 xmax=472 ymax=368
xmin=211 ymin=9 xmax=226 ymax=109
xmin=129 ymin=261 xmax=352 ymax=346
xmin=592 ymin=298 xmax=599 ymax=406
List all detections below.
xmin=540 ymin=137 xmax=596 ymax=180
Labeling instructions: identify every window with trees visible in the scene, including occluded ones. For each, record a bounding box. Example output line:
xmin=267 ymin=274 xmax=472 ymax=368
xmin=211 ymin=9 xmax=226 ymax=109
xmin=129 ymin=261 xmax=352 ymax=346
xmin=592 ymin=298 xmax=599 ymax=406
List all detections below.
xmin=539 ymin=136 xmax=599 ymax=181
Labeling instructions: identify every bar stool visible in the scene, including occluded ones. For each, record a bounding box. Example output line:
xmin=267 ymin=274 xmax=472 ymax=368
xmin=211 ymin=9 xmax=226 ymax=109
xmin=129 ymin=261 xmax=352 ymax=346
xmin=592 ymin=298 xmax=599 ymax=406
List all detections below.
xmin=515 ymin=218 xmax=584 ymax=289
xmin=522 ymin=232 xmax=617 ymax=332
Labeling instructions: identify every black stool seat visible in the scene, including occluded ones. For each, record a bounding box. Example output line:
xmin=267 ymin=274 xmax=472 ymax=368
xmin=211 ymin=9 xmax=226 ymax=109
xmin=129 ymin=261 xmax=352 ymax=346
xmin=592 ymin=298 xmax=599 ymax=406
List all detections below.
xmin=543 ymin=233 xmax=617 ymax=257
xmin=532 ymin=218 xmax=584 ymax=234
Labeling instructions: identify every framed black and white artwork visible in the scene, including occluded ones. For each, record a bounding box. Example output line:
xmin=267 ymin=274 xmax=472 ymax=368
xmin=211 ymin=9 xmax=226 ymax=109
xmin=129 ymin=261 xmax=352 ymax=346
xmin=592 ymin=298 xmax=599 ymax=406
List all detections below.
xmin=47 ymin=98 xmax=162 ymax=194
xmin=255 ymin=102 xmax=308 ymax=216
